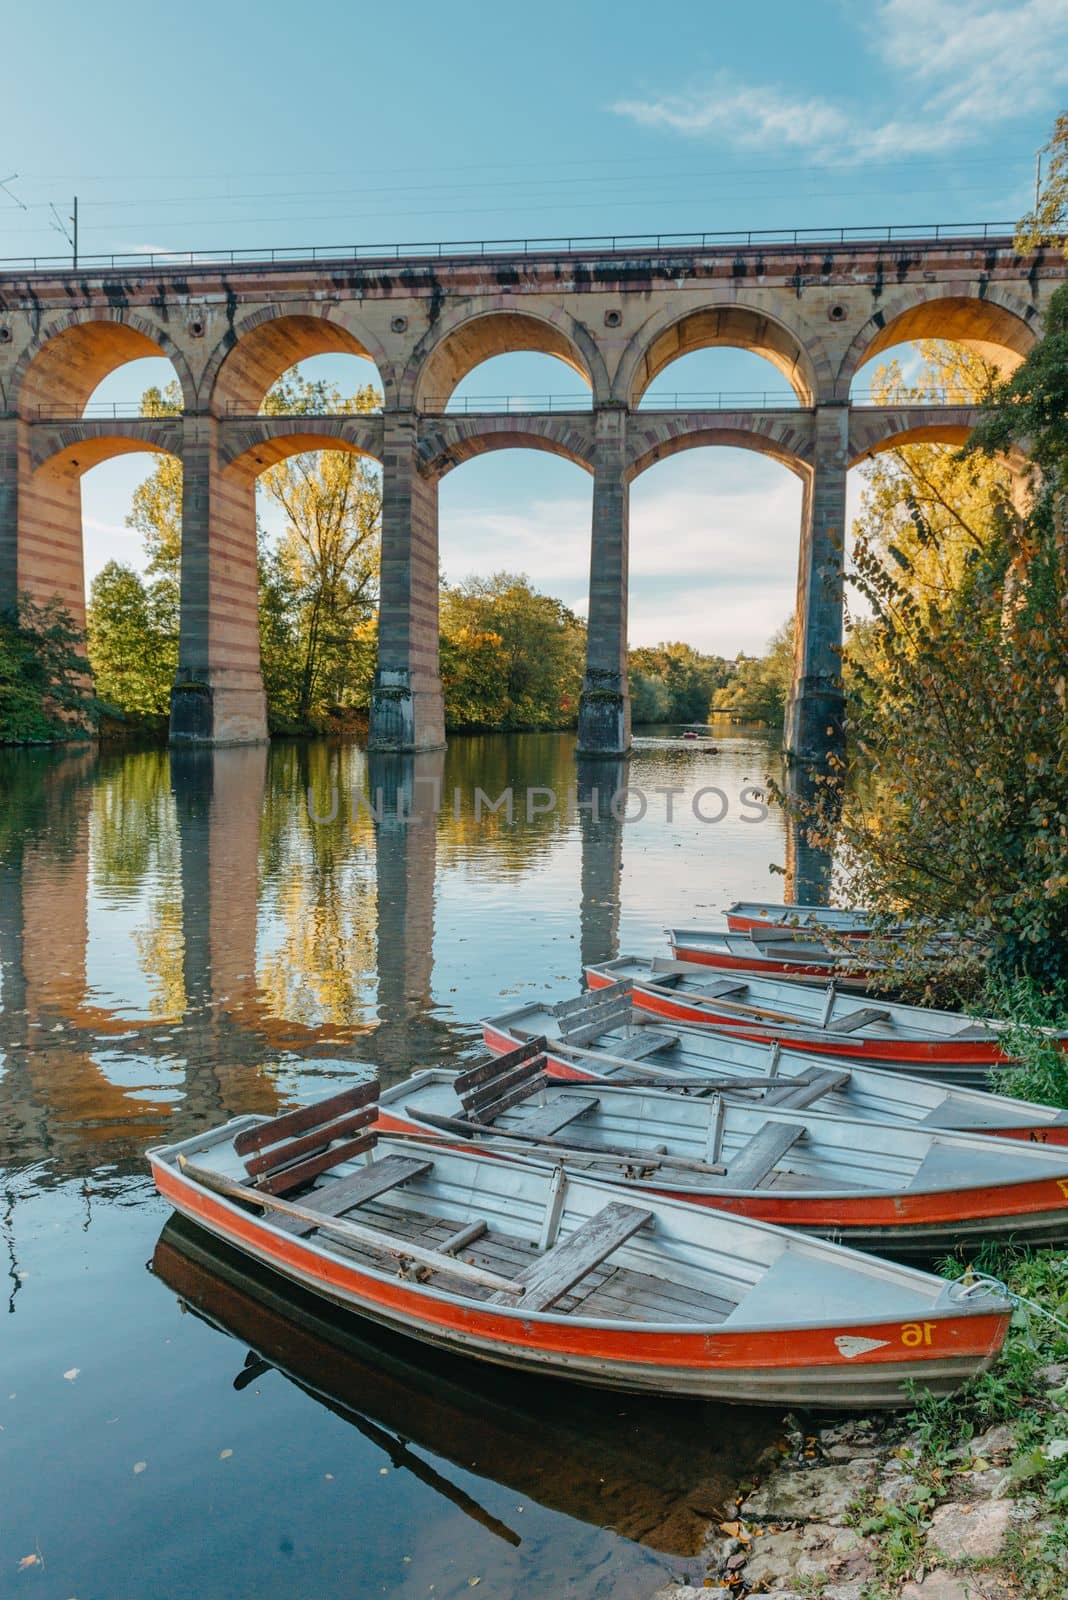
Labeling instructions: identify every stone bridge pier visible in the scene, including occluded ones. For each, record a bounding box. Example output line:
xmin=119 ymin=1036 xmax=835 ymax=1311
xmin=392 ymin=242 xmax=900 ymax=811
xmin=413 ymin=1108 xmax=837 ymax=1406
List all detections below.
xmin=0 ymin=231 xmax=1060 ymax=763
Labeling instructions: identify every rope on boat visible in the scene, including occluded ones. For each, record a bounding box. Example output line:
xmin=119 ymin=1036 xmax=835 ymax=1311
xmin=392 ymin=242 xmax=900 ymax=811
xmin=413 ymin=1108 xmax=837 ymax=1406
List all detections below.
xmin=957 ymin=1269 xmax=1068 ymax=1337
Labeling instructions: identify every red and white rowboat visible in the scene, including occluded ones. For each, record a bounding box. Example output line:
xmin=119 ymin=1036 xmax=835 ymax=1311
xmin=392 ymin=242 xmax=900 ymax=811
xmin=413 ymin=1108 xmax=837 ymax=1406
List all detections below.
xmin=380 ymin=1060 xmax=1068 ymax=1257
xmin=666 ymin=928 xmax=876 ymax=986
xmin=148 ymin=1087 xmax=1010 ymax=1407
xmin=726 ymin=901 xmax=901 ymax=938
xmin=585 ymin=956 xmax=1068 ymax=1085
xmin=482 ymin=993 xmax=1068 ymax=1146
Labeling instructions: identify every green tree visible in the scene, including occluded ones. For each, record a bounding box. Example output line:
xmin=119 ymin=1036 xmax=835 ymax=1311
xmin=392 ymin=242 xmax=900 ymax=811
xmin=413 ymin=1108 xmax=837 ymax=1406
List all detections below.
xmin=107 ymin=374 xmax=383 ymax=733
xmin=439 ymin=573 xmax=585 ymax=730
xmin=629 ymin=641 xmax=730 ymax=724
xmin=811 ymin=284 xmax=1068 ymax=985
xmin=852 ymin=343 xmax=1011 ymax=607
xmin=1015 ymin=112 xmax=1068 ymax=255
xmin=259 ymin=375 xmax=381 ymax=722
xmin=712 ymin=620 xmax=794 ymax=725
xmin=0 ymin=596 xmax=95 ymax=743
xmin=86 ymin=561 xmax=177 ymax=722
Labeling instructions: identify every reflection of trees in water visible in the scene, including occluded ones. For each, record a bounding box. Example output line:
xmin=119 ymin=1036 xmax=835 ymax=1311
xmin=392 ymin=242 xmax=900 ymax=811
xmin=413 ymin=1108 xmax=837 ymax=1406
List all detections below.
xmin=782 ymin=765 xmax=838 ymax=907
xmin=437 ymin=732 xmax=580 ymax=872
xmin=91 ymin=748 xmax=185 ymax=1019
xmin=257 ymin=742 xmax=378 ymax=1032
xmin=0 ymin=733 xmax=638 ymax=1184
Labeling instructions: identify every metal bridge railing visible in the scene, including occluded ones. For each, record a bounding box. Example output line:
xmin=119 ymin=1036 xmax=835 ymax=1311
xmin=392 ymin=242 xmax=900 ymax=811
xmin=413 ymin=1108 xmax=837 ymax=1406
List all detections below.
xmin=0 ymin=222 xmax=1018 ymax=275
xmin=26 ymin=390 xmax=983 ymax=423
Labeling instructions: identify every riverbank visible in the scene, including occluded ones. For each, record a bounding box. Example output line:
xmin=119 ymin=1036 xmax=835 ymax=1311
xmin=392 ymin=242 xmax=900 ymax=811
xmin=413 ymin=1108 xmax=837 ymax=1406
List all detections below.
xmin=654 ymin=1250 xmax=1068 ymax=1600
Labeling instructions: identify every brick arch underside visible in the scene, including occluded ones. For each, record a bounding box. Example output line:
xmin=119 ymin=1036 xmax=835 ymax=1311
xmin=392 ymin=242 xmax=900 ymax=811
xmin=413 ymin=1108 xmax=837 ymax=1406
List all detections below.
xmin=420 ymin=417 xmax=595 ymax=477
xmin=627 ymin=306 xmax=817 ymax=407
xmin=414 ymin=311 xmax=594 ymax=411
xmin=845 ymin=296 xmax=1037 ymax=389
xmin=15 ymin=319 xmax=188 ymax=415
xmin=626 ymin=421 xmax=813 ymax=480
xmin=18 ymin=435 xmax=179 ymax=631
xmin=210 ymin=314 xmax=385 ymax=414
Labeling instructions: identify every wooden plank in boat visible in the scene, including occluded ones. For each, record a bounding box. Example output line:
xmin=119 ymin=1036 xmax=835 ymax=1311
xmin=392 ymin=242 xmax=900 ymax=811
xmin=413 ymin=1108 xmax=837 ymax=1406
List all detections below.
xmin=763 ymin=1067 xmax=852 ymax=1110
xmin=557 ymin=996 xmax=633 ymax=1045
xmin=455 ymin=1038 xmax=545 ymax=1096
xmin=554 ymin=979 xmax=632 ymax=1017
xmin=611 ymin=1030 xmax=680 ymax=1061
xmin=233 ymin=1078 xmax=379 ymax=1157
xmin=463 ymin=1055 xmax=545 ymax=1116
xmin=828 ymin=1006 xmax=893 ymax=1035
xmin=272 ymin=1155 xmax=434 ymax=1235
xmin=257 ymin=1131 xmax=379 ymax=1195
xmin=720 ymin=1123 xmax=804 ymax=1189
xmin=244 ymin=1104 xmax=378 ymax=1179
xmin=471 ymin=1073 xmax=550 ymax=1125
xmin=494 ymin=1202 xmax=653 ymax=1312
xmin=510 ymin=1094 xmax=600 ymax=1139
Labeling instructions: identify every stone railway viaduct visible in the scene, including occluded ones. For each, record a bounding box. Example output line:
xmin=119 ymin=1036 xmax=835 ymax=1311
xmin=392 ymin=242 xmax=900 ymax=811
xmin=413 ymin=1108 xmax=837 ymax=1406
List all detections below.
xmin=0 ymin=231 xmax=1063 ymax=758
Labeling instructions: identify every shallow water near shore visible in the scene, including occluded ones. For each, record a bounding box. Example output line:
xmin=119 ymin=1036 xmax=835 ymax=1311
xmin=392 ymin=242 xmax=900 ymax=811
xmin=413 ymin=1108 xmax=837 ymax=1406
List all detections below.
xmin=1 ymin=727 xmax=807 ymax=1599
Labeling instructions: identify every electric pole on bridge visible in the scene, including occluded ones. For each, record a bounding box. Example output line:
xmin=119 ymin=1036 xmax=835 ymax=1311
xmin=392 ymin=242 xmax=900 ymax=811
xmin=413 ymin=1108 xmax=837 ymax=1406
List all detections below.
xmin=49 ymin=196 xmax=78 ymax=269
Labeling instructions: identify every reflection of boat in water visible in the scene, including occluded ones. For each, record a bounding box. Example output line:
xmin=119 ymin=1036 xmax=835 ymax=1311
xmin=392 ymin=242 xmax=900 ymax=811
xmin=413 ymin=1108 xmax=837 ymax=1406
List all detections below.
xmin=152 ymin=1215 xmax=780 ymax=1557
xmin=631 ymin=735 xmax=720 ymax=753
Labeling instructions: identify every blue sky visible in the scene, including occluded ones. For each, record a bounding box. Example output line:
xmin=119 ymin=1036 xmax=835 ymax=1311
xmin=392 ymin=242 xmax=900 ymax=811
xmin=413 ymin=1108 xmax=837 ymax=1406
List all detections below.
xmin=3 ymin=0 xmax=1065 ymax=652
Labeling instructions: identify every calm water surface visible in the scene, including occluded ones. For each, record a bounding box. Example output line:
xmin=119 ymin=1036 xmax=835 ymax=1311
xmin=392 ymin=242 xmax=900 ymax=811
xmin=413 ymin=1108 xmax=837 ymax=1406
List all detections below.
xmin=0 ymin=729 xmax=821 ymax=1600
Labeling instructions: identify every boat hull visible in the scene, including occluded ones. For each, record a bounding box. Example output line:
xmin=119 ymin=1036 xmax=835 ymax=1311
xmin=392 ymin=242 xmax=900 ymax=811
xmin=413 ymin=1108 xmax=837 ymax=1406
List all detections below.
xmin=669 ymin=941 xmax=874 ymax=988
xmin=584 ymin=969 xmax=1007 ymax=1083
xmin=379 ymin=1104 xmax=1068 ymax=1260
xmin=149 ymin=1151 xmax=1008 ymax=1408
xmin=480 ymin=1017 xmax=1068 ymax=1148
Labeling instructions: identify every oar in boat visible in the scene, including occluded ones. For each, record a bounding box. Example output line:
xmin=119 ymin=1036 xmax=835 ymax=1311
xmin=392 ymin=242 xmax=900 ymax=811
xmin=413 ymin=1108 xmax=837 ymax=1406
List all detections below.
xmin=176 ymin=1156 xmax=523 ymax=1296
xmin=548 ymin=1036 xmax=829 ymax=1097
xmin=633 ymin=985 xmax=891 ymax=1035
xmin=407 ymin=1107 xmax=730 ymax=1177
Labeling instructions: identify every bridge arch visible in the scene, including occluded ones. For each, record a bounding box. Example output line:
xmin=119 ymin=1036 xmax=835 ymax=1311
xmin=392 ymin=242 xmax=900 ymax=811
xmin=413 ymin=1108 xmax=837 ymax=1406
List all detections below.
xmin=848 ymin=409 xmax=978 ymax=464
xmin=409 ymin=305 xmax=604 ymax=412
xmin=621 ymin=303 xmax=820 ymax=409
xmin=218 ymin=417 xmax=384 ymax=474
xmin=840 ymin=288 xmax=1039 ymax=395
xmin=19 ymin=432 xmax=182 ymax=632
xmin=626 ymin=415 xmax=814 ymax=482
xmin=419 ymin=414 xmax=595 ymax=478
xmin=13 ymin=312 xmax=196 ymax=416
xmin=207 ymin=305 xmax=394 ymax=415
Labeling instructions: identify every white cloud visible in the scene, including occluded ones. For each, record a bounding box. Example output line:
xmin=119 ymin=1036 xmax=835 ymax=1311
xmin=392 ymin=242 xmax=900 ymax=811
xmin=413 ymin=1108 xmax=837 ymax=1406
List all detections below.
xmin=439 ymin=456 xmax=806 ymax=654
xmin=613 ymin=0 xmax=1068 ymax=166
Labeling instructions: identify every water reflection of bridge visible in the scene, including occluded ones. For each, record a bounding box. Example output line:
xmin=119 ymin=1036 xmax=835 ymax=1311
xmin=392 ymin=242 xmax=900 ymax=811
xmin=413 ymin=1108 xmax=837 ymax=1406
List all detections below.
xmin=0 ymin=740 xmax=830 ymax=1181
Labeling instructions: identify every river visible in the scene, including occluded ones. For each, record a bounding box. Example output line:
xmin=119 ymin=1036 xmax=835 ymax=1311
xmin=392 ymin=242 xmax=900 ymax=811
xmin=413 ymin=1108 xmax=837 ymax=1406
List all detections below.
xmin=0 ymin=728 xmax=822 ymax=1599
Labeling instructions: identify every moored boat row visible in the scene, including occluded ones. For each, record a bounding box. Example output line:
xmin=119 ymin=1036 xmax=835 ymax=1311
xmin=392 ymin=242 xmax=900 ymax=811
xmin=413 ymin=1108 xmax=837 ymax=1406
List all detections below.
xmin=147 ymin=898 xmax=1066 ymax=1410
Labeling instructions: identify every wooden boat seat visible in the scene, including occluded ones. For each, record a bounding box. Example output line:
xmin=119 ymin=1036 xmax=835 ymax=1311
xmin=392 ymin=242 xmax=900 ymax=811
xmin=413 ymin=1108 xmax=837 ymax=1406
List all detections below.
xmin=271 ymin=1155 xmax=434 ymax=1236
xmin=554 ymin=980 xmax=632 ymax=1020
xmin=719 ymin=1123 xmax=804 ymax=1189
xmin=493 ymin=1201 xmax=653 ymax=1312
xmin=559 ymin=998 xmax=634 ymax=1047
xmin=456 ymin=1038 xmax=548 ymax=1124
xmin=609 ymin=1030 xmax=680 ymax=1061
xmin=509 ymin=1094 xmax=600 ymax=1139
xmin=763 ymin=1067 xmax=852 ymax=1110
xmin=827 ymin=1005 xmax=892 ymax=1034
xmin=232 ymin=1078 xmax=381 ymax=1196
